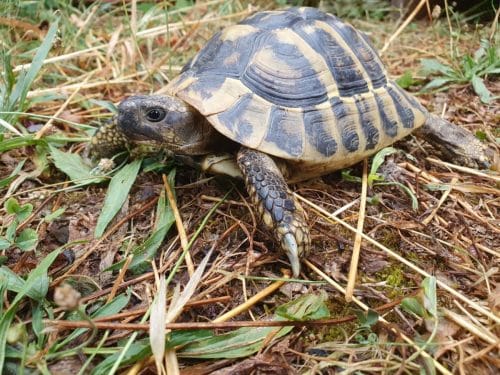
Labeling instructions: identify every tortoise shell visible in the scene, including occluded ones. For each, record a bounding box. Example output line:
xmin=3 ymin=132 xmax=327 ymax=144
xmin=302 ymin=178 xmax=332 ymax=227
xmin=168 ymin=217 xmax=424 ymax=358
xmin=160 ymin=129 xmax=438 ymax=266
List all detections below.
xmin=166 ymin=7 xmax=427 ymax=164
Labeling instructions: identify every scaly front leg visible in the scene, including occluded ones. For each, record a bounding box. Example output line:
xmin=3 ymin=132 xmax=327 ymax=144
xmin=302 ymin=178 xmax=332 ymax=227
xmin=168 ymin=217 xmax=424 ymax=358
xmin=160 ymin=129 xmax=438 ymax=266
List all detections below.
xmin=237 ymin=147 xmax=310 ymax=277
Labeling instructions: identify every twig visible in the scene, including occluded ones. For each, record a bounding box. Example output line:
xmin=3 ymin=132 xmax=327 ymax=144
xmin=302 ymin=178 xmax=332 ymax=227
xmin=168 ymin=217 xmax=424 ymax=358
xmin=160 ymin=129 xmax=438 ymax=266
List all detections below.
xmin=107 ymin=255 xmax=133 ymax=304
xmin=346 ymin=159 xmax=368 ymax=302
xmin=45 ymin=296 xmax=408 ymax=331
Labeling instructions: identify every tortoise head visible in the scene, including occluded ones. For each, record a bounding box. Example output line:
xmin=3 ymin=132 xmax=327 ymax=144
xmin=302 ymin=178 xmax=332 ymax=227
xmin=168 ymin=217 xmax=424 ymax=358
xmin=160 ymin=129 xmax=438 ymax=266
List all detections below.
xmin=117 ymin=95 xmax=216 ymax=155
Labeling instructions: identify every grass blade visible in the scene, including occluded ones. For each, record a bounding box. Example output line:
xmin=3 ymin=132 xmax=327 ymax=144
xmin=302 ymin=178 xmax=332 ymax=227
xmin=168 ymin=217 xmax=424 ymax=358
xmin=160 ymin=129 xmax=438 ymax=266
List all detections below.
xmin=0 ymin=247 xmax=61 ymax=370
xmin=2 ymin=19 xmax=59 ymax=125
xmin=95 ymin=159 xmax=142 ymax=237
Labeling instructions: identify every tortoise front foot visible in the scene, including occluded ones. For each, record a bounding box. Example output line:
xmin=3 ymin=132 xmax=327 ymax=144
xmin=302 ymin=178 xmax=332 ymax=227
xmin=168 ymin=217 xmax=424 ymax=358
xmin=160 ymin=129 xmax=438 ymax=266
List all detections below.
xmin=88 ymin=116 xmax=130 ymax=160
xmin=237 ymin=147 xmax=310 ymax=277
xmin=417 ymin=115 xmax=496 ymax=169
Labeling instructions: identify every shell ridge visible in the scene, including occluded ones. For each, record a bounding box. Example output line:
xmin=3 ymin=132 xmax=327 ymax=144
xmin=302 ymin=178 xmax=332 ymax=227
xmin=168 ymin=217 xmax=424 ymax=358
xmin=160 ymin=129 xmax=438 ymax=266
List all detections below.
xmin=319 ymin=16 xmax=387 ymax=90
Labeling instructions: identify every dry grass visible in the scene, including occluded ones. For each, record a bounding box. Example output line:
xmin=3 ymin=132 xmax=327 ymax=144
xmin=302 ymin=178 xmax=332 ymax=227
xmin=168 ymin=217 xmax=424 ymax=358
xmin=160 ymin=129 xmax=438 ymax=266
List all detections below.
xmin=0 ymin=1 xmax=498 ymax=374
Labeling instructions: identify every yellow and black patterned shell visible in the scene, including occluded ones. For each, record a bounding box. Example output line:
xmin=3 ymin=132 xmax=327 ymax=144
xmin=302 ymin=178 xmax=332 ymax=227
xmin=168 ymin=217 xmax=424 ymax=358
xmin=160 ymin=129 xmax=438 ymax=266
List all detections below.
xmin=166 ymin=7 xmax=427 ymax=164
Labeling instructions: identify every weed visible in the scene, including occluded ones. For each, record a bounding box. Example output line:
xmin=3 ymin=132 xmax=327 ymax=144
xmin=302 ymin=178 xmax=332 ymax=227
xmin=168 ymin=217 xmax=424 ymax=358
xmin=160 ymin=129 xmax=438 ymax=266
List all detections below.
xmin=421 ymin=39 xmax=500 ymax=103
xmin=0 ymin=197 xmax=38 ymax=251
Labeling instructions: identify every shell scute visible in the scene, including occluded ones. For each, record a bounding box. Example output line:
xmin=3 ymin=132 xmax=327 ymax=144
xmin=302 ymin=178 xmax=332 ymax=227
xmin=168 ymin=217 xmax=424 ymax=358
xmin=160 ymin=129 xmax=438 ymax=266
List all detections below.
xmin=261 ymin=106 xmax=304 ymax=158
xmin=215 ymin=93 xmax=269 ymax=148
xmin=321 ymin=16 xmax=387 ymax=90
xmin=355 ymin=96 xmax=380 ymax=150
xmin=387 ymin=86 xmax=416 ymax=129
xmin=303 ymin=108 xmax=338 ymax=157
xmin=241 ymin=31 xmax=329 ymax=108
xmin=330 ymin=97 xmax=360 ymax=153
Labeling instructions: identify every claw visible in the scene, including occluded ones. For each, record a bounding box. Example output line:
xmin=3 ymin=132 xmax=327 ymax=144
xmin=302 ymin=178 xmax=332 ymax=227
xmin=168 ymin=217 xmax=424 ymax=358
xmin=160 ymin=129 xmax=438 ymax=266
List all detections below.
xmin=283 ymin=233 xmax=300 ymax=278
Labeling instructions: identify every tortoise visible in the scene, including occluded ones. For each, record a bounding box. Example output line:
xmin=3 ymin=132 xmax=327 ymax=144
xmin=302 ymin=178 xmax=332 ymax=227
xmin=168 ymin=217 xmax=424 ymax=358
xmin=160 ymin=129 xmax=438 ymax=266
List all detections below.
xmin=90 ymin=7 xmax=493 ymax=277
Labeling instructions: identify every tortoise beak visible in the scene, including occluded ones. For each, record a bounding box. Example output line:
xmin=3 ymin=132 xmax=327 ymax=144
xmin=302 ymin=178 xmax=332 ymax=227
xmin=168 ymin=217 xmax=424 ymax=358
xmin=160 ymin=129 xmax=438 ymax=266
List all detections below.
xmin=283 ymin=233 xmax=301 ymax=278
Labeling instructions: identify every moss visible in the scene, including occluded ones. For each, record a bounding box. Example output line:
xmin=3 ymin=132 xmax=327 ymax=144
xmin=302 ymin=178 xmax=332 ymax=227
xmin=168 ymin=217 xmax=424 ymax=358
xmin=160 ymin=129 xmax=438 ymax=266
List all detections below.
xmin=375 ymin=228 xmax=401 ymax=249
xmin=376 ymin=264 xmax=414 ymax=298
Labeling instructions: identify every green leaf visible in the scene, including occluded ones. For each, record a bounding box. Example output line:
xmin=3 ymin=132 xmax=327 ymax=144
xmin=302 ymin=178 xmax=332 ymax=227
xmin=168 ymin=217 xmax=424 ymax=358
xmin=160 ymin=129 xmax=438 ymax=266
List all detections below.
xmin=396 ymin=71 xmax=417 ymax=88
xmin=420 ymin=58 xmax=455 ymax=76
xmin=341 ymin=170 xmax=361 ymax=183
xmin=0 ymin=135 xmax=41 ymax=153
xmin=0 ymin=247 xmax=61 ymax=370
xmin=370 ymin=147 xmax=397 ymax=176
xmin=354 ymin=309 xmax=380 ymax=328
xmin=49 ymin=145 xmax=104 ymax=184
xmin=15 ymin=203 xmax=33 ymax=222
xmin=91 ymin=338 xmax=152 ymax=375
xmin=0 ymin=267 xmax=47 ymax=300
xmin=471 ymin=75 xmax=492 ymax=104
xmin=180 ymin=325 xmax=293 ymax=359
xmin=275 ymin=293 xmax=330 ymax=321
xmin=32 ymin=302 xmax=45 ymax=346
xmin=475 ymin=130 xmax=487 ymax=141
xmin=95 ymin=159 xmax=142 ymax=237
xmin=5 ymin=222 xmax=17 ymax=242
xmin=128 ymin=170 xmax=175 ymax=272
xmin=422 ymin=276 xmax=437 ymax=318
xmin=92 ymin=331 xmax=213 ymax=375
xmin=401 ymin=297 xmax=427 ymax=317
xmin=4 ymin=198 xmax=19 ymax=214
xmin=421 ymin=77 xmax=454 ymax=91
xmin=14 ymin=228 xmax=38 ymax=251
xmin=375 ymin=181 xmax=418 ymax=210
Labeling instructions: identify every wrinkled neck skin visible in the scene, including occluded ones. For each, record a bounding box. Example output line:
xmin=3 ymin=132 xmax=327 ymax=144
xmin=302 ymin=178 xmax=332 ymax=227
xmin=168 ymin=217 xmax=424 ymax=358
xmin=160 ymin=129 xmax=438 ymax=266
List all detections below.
xmin=117 ymin=94 xmax=233 ymax=156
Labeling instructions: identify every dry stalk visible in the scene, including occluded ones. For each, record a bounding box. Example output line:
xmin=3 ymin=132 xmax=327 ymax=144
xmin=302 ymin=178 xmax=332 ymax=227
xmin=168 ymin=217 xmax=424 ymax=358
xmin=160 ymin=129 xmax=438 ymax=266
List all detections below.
xmin=107 ymin=255 xmax=133 ymax=304
xmin=426 ymin=157 xmax=500 ymax=183
xmin=346 ymin=159 xmax=368 ymax=302
xmin=162 ymin=174 xmax=194 ymax=276
xmin=443 ymin=309 xmax=498 ymax=345
xmin=34 ymin=72 xmax=94 ymax=139
xmin=212 ymin=270 xmax=290 ymax=323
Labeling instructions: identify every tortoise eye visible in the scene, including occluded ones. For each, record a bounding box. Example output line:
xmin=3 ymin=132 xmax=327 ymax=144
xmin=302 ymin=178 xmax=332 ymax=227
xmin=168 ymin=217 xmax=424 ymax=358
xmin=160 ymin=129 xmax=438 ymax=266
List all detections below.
xmin=146 ymin=108 xmax=166 ymax=122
